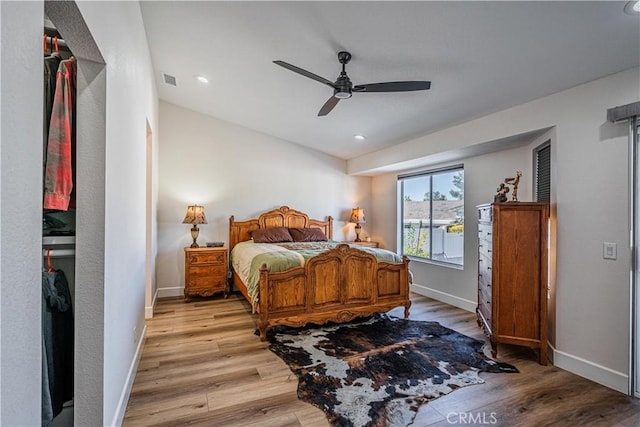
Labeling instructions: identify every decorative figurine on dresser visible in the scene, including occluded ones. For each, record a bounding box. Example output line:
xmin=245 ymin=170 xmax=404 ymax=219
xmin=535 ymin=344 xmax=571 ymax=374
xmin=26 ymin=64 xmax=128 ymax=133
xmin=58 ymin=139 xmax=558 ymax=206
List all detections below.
xmin=503 ymin=171 xmax=522 ymax=201
xmin=476 ymin=201 xmax=550 ymax=365
xmin=494 ymin=183 xmax=509 ymax=203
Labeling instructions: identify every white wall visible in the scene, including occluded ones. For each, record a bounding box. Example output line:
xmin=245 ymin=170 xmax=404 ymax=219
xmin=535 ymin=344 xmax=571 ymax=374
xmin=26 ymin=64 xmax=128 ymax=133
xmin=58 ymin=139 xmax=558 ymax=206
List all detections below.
xmin=0 ymin=2 xmax=44 ymax=424
xmin=0 ymin=1 xmax=158 ymax=426
xmin=156 ymin=101 xmax=371 ymax=296
xmin=73 ymin=2 xmax=159 ymax=424
xmin=360 ymin=67 xmax=639 ymax=393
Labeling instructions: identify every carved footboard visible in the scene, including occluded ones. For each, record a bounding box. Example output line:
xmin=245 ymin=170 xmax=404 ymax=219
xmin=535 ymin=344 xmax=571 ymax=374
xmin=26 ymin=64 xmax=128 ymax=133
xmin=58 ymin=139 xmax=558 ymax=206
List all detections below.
xmin=256 ymin=244 xmax=411 ymax=340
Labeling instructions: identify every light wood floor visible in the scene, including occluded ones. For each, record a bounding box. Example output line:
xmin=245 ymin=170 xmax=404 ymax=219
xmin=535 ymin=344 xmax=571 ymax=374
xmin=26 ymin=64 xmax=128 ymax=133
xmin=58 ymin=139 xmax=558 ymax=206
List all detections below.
xmin=123 ymin=293 xmax=640 ymax=426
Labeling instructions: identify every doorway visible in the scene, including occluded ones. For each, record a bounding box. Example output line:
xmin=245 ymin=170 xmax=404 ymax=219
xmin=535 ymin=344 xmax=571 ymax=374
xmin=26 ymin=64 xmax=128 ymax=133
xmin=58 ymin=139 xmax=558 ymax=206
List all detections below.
xmin=635 ymin=117 xmax=640 ymax=398
xmin=145 ymin=120 xmax=155 ymax=318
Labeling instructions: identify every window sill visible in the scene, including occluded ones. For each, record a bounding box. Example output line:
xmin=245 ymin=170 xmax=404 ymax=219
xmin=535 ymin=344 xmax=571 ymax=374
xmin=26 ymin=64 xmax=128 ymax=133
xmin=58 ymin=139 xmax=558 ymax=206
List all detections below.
xmin=405 ymin=255 xmax=464 ymax=270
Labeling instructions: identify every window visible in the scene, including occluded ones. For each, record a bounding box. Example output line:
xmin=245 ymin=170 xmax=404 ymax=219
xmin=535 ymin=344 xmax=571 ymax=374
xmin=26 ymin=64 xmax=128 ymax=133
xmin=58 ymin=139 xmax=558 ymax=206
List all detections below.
xmin=535 ymin=141 xmax=551 ymax=202
xmin=398 ymin=165 xmax=464 ymax=267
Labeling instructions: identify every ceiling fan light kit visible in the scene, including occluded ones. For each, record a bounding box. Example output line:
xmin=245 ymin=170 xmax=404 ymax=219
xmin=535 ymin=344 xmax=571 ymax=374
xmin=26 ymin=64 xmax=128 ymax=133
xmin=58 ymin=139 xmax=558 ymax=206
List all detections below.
xmin=273 ymin=51 xmax=431 ymax=116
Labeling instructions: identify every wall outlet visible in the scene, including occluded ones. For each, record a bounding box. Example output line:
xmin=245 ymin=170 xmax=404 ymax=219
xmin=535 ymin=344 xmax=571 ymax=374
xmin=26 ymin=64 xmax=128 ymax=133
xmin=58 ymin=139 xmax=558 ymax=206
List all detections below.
xmin=133 ymin=326 xmax=138 ymax=343
xmin=603 ymin=242 xmax=617 ymax=260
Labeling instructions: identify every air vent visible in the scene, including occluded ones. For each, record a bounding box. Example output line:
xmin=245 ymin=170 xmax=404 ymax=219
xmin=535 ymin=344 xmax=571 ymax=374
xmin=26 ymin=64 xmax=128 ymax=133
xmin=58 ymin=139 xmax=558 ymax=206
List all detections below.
xmin=162 ymin=73 xmax=177 ymax=86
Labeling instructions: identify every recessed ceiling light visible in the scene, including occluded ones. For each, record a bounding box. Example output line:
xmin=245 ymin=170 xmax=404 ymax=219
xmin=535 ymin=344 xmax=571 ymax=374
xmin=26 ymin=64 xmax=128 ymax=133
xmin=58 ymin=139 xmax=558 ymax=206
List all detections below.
xmin=624 ymin=1 xmax=640 ymax=14
xmin=354 ymin=134 xmax=366 ymax=141
xmin=196 ymin=75 xmax=209 ymax=84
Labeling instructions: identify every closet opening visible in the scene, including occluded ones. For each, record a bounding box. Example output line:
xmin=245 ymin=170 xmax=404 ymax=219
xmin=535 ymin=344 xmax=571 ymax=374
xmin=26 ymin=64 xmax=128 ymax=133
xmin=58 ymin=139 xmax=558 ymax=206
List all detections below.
xmin=44 ymin=1 xmax=107 ymax=425
xmin=42 ymin=15 xmax=76 ymax=427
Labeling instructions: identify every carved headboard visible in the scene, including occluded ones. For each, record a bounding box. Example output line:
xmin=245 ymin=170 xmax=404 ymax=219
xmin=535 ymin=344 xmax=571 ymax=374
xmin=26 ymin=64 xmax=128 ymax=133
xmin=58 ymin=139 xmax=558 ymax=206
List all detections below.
xmin=228 ymin=206 xmax=334 ymax=253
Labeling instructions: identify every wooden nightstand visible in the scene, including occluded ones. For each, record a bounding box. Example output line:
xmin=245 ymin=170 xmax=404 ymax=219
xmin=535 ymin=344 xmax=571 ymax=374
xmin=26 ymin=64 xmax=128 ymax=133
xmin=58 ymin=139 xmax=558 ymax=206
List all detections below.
xmin=184 ymin=247 xmax=228 ymax=302
xmin=344 ymin=241 xmax=380 ymax=248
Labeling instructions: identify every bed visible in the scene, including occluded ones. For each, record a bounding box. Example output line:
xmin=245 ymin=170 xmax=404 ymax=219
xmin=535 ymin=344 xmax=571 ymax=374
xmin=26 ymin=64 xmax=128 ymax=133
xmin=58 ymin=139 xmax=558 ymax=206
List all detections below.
xmin=229 ymin=206 xmax=411 ymax=340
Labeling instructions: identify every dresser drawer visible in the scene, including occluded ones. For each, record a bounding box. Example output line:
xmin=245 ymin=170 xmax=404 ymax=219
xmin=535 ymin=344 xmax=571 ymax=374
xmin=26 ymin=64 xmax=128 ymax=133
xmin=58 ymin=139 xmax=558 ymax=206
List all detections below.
xmin=188 ymin=251 xmax=226 ymax=265
xmin=478 ymin=239 xmax=493 ymax=259
xmin=478 ymin=252 xmax=492 ymax=274
xmin=479 ymin=267 xmax=492 ymax=294
xmin=478 ymin=223 xmax=493 ymax=243
xmin=478 ymin=205 xmax=493 ymax=223
xmin=479 ymin=283 xmax=491 ymax=306
xmin=478 ymin=298 xmax=492 ymax=325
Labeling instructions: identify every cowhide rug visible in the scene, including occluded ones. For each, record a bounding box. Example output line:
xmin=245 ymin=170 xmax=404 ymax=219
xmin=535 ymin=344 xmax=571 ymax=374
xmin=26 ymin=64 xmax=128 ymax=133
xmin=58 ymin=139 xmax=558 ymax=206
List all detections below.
xmin=266 ymin=314 xmax=518 ymax=427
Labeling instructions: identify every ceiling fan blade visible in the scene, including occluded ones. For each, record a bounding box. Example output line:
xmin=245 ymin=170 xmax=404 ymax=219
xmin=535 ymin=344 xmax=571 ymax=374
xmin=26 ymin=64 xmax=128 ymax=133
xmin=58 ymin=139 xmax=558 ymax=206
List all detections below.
xmin=318 ymin=96 xmax=340 ymax=116
xmin=352 ymin=81 xmax=431 ymax=93
xmin=273 ymin=60 xmax=336 ymax=89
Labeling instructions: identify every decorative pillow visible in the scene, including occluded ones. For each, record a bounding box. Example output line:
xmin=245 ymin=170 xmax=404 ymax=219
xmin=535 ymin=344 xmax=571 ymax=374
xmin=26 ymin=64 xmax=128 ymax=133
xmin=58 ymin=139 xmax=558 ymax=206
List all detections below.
xmin=250 ymin=227 xmax=293 ymax=243
xmin=289 ymin=227 xmax=328 ymax=242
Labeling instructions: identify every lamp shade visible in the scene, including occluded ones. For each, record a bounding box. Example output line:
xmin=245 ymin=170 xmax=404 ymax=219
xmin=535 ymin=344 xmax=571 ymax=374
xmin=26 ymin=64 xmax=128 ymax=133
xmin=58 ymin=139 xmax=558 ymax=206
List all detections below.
xmin=349 ymin=208 xmax=366 ymax=224
xmin=182 ymin=205 xmax=207 ymax=225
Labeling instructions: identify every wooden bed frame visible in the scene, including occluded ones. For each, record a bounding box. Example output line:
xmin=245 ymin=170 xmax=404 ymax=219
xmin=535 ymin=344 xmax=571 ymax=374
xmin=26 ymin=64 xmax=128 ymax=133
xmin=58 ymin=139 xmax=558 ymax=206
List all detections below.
xmin=229 ymin=206 xmax=411 ymax=340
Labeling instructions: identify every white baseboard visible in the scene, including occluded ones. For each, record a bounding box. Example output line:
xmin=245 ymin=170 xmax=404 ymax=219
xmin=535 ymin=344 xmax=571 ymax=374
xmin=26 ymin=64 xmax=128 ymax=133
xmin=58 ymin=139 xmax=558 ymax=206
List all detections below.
xmin=548 ymin=342 xmax=628 ymax=394
xmin=145 ymin=288 xmax=159 ymax=319
xmin=156 ymin=286 xmax=183 ymax=299
xmin=109 ymin=323 xmax=147 ymax=427
xmin=411 ymin=283 xmax=477 ymax=313
xmin=410 ymin=283 xmax=629 ymax=395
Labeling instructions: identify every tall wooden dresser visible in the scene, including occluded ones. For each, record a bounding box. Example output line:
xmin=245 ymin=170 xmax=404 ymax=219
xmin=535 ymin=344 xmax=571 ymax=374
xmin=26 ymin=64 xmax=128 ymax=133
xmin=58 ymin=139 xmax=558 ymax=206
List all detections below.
xmin=477 ymin=202 xmax=549 ymax=365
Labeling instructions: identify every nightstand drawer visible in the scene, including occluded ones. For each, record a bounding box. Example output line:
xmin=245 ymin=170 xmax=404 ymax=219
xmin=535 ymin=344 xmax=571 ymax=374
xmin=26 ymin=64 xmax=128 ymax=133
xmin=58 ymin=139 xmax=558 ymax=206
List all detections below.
xmin=188 ymin=251 xmax=225 ymax=265
xmin=188 ymin=275 xmax=227 ymax=290
xmin=188 ymin=264 xmax=226 ymax=280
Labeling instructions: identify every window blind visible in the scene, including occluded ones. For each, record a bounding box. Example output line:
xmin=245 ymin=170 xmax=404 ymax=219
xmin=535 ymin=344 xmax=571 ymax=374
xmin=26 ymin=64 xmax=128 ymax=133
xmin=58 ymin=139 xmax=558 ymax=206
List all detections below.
xmin=536 ymin=143 xmax=551 ymax=202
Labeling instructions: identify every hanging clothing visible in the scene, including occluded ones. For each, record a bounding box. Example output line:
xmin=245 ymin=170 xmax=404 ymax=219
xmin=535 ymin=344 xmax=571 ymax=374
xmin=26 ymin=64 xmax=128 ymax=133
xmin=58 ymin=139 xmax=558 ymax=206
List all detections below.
xmin=43 ymin=54 xmax=61 ymax=167
xmin=41 ymin=269 xmax=74 ymax=426
xmin=42 ymin=336 xmax=54 ymax=427
xmin=44 ymin=57 xmax=76 ymax=211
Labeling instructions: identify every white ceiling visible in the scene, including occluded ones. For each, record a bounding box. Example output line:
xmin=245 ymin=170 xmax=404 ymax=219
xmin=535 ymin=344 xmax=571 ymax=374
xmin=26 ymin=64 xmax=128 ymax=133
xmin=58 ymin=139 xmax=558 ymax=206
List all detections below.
xmin=140 ymin=1 xmax=640 ymax=160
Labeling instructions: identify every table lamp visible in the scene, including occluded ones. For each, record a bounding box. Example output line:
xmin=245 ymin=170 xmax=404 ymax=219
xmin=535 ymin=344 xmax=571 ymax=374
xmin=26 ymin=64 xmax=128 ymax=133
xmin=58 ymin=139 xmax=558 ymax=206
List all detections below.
xmin=349 ymin=207 xmax=366 ymax=242
xmin=182 ymin=205 xmax=207 ymax=248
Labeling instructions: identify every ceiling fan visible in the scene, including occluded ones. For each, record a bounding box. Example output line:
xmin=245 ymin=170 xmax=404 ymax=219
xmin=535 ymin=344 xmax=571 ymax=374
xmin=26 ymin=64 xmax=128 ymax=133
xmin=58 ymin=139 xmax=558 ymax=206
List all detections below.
xmin=273 ymin=51 xmax=431 ymax=117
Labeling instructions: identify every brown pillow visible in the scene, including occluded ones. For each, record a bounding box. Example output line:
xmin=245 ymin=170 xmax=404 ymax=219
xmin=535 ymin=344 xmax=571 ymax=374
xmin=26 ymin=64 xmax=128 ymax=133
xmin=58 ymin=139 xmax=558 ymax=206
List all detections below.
xmin=289 ymin=227 xmax=328 ymax=242
xmin=250 ymin=227 xmax=293 ymax=243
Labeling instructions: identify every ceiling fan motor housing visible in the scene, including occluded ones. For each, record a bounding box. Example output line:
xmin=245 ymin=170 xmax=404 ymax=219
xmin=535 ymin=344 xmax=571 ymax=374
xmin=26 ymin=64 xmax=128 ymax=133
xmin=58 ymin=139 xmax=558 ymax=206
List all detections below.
xmin=334 ymin=74 xmax=353 ymax=99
